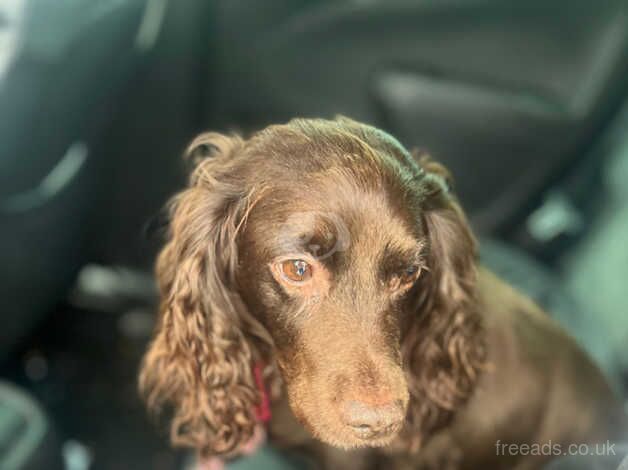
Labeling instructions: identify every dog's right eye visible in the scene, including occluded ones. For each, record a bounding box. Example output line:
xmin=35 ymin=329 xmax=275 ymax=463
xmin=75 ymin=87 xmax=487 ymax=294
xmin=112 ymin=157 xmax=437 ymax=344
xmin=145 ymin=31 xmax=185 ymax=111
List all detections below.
xmin=280 ymin=259 xmax=312 ymax=283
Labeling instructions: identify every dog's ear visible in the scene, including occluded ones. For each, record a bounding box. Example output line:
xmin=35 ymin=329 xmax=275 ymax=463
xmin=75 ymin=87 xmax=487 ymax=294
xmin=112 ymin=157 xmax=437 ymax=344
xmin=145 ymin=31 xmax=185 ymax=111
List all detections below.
xmin=399 ymin=151 xmax=484 ymax=452
xmin=184 ymin=132 xmax=243 ymax=168
xmin=412 ymin=149 xmax=453 ymax=193
xmin=419 ymin=155 xmax=473 ymax=303
xmin=139 ymin=133 xmax=262 ymax=457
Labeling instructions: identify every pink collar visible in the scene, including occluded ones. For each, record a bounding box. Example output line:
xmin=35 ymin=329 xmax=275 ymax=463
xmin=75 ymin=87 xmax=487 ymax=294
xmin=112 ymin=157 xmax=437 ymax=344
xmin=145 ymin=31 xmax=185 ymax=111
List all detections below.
xmin=252 ymin=363 xmax=272 ymax=423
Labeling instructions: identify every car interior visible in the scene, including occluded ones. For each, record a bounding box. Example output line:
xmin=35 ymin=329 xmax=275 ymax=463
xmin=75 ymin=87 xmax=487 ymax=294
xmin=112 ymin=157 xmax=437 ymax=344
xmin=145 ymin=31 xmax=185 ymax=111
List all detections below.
xmin=1 ymin=0 xmax=627 ymax=469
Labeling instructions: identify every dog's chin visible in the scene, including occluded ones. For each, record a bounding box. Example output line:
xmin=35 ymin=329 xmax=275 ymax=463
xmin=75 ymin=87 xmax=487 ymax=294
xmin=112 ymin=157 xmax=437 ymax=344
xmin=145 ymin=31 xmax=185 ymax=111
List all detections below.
xmin=286 ymin=390 xmax=403 ymax=450
xmin=312 ymin=423 xmax=402 ymax=450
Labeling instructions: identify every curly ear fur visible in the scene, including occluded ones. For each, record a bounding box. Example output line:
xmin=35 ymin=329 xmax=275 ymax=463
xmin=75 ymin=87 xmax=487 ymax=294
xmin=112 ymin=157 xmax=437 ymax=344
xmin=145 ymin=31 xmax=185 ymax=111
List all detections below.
xmin=396 ymin=151 xmax=486 ymax=453
xmin=139 ymin=133 xmax=270 ymax=457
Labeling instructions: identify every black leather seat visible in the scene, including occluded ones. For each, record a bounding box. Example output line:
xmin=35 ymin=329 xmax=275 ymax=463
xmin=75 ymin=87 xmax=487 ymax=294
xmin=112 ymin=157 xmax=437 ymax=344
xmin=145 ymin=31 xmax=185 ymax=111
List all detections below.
xmin=0 ymin=0 xmax=148 ymax=356
xmin=0 ymin=382 xmax=63 ymax=470
xmin=207 ymin=0 xmax=628 ymax=234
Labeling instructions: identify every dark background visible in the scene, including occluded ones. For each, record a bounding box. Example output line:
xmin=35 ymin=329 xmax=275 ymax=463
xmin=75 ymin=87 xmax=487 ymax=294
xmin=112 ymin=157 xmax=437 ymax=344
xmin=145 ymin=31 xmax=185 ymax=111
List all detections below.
xmin=1 ymin=1 xmax=627 ymax=469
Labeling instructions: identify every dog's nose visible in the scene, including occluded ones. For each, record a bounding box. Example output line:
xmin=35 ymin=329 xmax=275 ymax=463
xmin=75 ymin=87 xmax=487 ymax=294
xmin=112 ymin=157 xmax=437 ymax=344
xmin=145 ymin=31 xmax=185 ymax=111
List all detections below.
xmin=341 ymin=399 xmax=405 ymax=438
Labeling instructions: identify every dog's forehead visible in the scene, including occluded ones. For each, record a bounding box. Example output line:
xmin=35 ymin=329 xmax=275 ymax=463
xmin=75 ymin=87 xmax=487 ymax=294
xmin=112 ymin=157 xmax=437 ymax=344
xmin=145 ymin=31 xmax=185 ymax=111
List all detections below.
xmin=261 ymin=183 xmax=422 ymax=259
xmin=243 ymin=121 xmax=425 ymax=257
xmin=244 ymin=118 xmax=416 ymax=182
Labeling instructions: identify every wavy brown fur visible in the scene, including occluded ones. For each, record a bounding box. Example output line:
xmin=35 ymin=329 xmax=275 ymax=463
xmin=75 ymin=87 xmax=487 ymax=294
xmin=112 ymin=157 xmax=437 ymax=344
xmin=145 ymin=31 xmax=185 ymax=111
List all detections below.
xmin=139 ymin=135 xmax=272 ymax=457
xmin=396 ymin=155 xmax=485 ymax=452
xmin=139 ymin=117 xmax=623 ymax=469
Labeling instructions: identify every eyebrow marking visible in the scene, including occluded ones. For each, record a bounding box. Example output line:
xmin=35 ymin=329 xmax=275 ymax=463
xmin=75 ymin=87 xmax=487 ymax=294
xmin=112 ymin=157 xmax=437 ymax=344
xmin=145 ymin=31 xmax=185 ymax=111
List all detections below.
xmin=378 ymin=239 xmax=427 ymax=281
xmin=275 ymin=211 xmax=350 ymax=261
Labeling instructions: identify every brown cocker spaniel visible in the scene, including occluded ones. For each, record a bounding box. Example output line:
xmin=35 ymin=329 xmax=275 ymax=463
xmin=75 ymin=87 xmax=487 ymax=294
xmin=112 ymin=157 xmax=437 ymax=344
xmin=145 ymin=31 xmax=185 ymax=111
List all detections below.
xmin=139 ymin=117 xmax=626 ymax=469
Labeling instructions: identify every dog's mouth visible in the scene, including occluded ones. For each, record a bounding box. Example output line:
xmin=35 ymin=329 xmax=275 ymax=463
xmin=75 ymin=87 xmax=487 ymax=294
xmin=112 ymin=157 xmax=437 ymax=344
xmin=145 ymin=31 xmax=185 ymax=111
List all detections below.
xmin=292 ymin=403 xmax=405 ymax=449
xmin=310 ymin=405 xmax=406 ymax=449
xmin=337 ymin=396 xmax=407 ymax=445
xmin=321 ymin=421 xmax=402 ymax=449
xmin=346 ymin=420 xmax=403 ymax=443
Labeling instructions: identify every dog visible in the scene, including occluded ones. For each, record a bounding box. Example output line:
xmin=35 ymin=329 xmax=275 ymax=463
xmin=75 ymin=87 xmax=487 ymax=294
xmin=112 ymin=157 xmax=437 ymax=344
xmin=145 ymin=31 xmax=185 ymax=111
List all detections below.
xmin=139 ymin=117 xmax=626 ymax=469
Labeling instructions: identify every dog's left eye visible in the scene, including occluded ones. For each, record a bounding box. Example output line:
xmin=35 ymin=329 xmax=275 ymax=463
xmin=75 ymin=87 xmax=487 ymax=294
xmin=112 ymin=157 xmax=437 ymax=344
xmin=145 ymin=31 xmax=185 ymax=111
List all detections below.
xmin=280 ymin=259 xmax=312 ymax=283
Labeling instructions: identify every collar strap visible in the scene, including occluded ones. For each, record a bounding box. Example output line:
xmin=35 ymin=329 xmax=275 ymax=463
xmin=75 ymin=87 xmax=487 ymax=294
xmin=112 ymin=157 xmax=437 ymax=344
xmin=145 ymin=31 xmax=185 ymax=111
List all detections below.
xmin=252 ymin=363 xmax=271 ymax=423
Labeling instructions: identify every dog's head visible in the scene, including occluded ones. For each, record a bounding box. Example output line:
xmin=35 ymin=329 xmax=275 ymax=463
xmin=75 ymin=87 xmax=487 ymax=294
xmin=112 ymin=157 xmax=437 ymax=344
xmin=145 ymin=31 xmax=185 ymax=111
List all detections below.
xmin=139 ymin=117 xmax=484 ymax=457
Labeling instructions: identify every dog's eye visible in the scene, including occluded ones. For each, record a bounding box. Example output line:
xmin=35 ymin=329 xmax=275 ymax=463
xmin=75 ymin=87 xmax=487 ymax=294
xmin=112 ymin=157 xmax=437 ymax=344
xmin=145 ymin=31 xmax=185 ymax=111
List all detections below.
xmin=399 ymin=265 xmax=421 ymax=286
xmin=280 ymin=259 xmax=312 ymax=283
